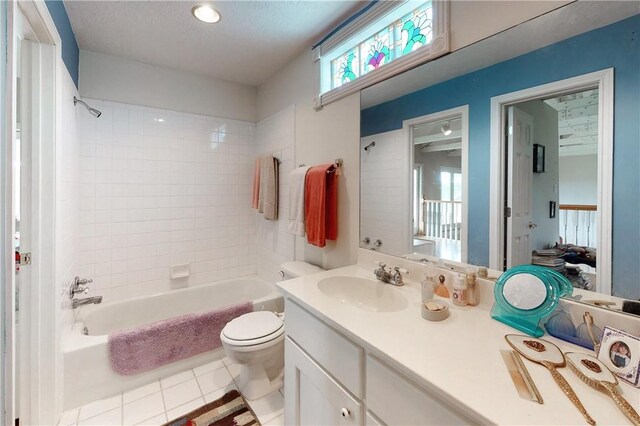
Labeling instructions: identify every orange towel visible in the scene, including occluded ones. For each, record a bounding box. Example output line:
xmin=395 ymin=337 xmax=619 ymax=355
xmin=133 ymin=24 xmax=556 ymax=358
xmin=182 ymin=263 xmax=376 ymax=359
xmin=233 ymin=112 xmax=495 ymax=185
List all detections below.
xmin=305 ymin=164 xmax=338 ymax=247
xmin=251 ymin=158 xmax=260 ymax=209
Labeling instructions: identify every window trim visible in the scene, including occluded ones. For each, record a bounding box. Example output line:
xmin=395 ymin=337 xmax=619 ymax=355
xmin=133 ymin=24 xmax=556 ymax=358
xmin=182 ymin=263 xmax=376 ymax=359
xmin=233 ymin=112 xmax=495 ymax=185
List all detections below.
xmin=313 ymin=0 xmax=450 ymax=109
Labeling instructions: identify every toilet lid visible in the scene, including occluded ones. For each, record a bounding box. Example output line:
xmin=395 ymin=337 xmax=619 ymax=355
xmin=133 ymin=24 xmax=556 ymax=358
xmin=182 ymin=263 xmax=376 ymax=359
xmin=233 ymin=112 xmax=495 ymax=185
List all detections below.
xmin=222 ymin=311 xmax=284 ymax=342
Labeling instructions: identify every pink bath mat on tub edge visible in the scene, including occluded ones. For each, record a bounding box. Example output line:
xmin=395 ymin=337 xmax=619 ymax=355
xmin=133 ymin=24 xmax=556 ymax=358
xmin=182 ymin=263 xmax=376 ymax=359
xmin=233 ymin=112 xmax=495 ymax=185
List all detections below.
xmin=108 ymin=302 xmax=253 ymax=376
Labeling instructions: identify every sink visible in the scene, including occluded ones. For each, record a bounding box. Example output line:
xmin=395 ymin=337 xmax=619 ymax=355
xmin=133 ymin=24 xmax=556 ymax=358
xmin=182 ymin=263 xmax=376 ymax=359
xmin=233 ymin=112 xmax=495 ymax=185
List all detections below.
xmin=317 ymin=276 xmax=408 ymax=312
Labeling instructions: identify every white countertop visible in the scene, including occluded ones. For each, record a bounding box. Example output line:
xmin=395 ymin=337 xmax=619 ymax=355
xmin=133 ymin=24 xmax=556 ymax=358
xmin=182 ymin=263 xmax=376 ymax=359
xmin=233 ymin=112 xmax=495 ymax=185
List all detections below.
xmin=276 ymin=263 xmax=640 ymax=426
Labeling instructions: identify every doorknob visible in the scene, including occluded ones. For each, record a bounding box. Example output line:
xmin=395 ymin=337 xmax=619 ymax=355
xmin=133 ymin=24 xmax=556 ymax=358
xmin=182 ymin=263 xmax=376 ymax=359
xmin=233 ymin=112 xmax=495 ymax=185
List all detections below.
xmin=528 ymin=221 xmax=538 ymax=229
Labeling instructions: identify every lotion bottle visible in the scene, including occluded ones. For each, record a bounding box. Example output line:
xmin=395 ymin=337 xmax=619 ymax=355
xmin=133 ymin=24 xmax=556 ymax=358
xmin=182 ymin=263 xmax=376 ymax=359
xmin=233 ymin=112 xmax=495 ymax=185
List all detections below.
xmin=451 ymin=275 xmax=468 ymax=306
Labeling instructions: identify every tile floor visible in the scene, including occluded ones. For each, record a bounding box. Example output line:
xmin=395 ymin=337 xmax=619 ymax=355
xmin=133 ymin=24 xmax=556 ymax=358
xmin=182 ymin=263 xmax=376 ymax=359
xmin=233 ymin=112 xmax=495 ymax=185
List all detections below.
xmin=58 ymin=357 xmax=284 ymax=426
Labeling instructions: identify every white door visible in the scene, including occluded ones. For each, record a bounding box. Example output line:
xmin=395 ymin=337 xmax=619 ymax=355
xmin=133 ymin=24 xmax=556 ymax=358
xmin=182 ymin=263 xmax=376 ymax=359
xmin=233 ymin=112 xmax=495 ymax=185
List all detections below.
xmin=506 ymin=106 xmax=534 ymax=267
xmin=284 ymin=337 xmax=362 ymax=426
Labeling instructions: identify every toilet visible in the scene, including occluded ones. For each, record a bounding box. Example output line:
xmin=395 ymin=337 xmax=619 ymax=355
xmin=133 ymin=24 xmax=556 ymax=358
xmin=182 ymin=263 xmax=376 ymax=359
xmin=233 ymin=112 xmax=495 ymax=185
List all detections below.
xmin=220 ymin=261 xmax=324 ymax=400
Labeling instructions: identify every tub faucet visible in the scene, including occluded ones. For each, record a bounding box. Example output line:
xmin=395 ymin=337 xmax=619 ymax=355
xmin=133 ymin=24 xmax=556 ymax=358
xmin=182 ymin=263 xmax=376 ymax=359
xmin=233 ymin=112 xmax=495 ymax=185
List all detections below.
xmin=72 ymin=296 xmax=102 ymax=309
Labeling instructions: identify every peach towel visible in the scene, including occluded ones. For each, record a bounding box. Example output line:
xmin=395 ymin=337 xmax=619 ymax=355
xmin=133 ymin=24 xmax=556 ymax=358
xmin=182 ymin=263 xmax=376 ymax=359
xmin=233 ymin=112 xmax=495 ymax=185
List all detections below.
xmin=305 ymin=164 xmax=338 ymax=247
xmin=251 ymin=158 xmax=260 ymax=209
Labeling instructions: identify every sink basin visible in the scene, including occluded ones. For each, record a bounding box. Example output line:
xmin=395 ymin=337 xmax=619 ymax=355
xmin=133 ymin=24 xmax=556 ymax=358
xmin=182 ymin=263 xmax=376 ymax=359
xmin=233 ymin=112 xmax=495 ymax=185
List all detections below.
xmin=317 ymin=276 xmax=408 ymax=312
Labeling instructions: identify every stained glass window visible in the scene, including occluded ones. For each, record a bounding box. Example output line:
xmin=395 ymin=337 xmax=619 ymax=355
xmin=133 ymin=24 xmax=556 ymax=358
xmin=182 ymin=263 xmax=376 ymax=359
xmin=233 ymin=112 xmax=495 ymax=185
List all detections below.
xmin=329 ymin=2 xmax=433 ymax=90
xmin=399 ymin=3 xmax=433 ymax=55
xmin=361 ymin=27 xmax=393 ymax=74
xmin=331 ymin=48 xmax=360 ymax=89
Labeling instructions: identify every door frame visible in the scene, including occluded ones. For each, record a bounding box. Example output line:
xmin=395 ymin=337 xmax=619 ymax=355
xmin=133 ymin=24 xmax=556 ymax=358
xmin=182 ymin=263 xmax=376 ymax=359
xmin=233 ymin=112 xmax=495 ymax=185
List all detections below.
xmin=4 ymin=1 xmax=60 ymax=424
xmin=403 ymin=105 xmax=469 ymax=263
xmin=489 ymin=69 xmax=614 ymax=294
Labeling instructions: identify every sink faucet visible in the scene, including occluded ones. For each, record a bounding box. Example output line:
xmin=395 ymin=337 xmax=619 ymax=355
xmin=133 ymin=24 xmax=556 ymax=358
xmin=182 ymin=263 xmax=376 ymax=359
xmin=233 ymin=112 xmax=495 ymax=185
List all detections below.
xmin=374 ymin=263 xmax=392 ymax=283
xmin=72 ymin=296 xmax=102 ymax=309
xmin=374 ymin=263 xmax=406 ymax=286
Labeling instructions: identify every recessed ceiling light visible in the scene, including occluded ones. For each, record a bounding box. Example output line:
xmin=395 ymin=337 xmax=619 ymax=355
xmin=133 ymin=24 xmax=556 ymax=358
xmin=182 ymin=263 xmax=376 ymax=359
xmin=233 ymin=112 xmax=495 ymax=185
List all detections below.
xmin=192 ymin=5 xmax=221 ymax=24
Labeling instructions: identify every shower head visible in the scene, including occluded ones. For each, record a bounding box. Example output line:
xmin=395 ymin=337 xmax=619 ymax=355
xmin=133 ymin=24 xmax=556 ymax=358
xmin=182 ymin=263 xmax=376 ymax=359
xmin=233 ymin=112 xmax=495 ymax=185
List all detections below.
xmin=363 ymin=141 xmax=376 ymax=151
xmin=73 ymin=96 xmax=102 ymax=118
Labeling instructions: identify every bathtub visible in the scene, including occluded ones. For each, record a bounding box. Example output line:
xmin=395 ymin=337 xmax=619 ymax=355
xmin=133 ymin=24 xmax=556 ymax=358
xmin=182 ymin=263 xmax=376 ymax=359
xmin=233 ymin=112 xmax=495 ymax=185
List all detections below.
xmin=63 ymin=276 xmax=283 ymax=410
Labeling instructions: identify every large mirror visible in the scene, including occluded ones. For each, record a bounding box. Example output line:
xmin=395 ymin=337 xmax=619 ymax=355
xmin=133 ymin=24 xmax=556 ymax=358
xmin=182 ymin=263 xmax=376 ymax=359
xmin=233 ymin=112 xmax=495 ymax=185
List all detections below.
xmin=359 ymin=2 xmax=640 ymax=306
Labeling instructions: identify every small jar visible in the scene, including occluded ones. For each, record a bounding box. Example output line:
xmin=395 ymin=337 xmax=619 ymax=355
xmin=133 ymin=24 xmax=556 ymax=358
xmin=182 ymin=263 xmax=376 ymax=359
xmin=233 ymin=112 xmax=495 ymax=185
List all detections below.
xmin=421 ymin=276 xmax=435 ymax=302
xmin=451 ymin=275 xmax=468 ymax=307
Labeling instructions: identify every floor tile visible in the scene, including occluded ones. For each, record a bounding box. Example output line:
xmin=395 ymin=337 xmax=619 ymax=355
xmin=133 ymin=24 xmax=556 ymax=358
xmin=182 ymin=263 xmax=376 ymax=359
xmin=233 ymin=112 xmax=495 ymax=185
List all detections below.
xmin=78 ymin=407 xmax=122 ymax=425
xmin=263 ymin=414 xmax=284 ymax=426
xmin=78 ymin=394 xmax=122 ymax=421
xmin=196 ymin=366 xmax=234 ymax=394
xmin=165 ymin=397 xmax=205 ymax=423
xmin=203 ymin=383 xmax=237 ymax=403
xmin=162 ymin=378 xmax=203 ymax=410
xmin=247 ymin=390 xmax=284 ymax=424
xmin=134 ymin=412 xmax=167 ymax=426
xmin=226 ymin=363 xmax=241 ymax=382
xmin=193 ymin=359 xmax=225 ymax=377
xmin=123 ymin=381 xmax=161 ymax=404
xmin=123 ymin=392 xmax=165 ymax=425
xmin=58 ymin=407 xmax=80 ymax=425
xmin=160 ymin=370 xmax=195 ymax=389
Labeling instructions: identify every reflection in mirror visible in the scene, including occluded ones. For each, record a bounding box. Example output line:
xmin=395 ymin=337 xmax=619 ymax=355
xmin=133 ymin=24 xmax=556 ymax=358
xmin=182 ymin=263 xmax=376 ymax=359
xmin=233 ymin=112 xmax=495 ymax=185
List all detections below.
xmin=505 ymin=89 xmax=599 ymax=293
xmin=360 ymin=107 xmax=467 ymax=263
xmin=411 ymin=114 xmax=464 ymax=262
xmin=359 ymin=3 xmax=640 ymax=306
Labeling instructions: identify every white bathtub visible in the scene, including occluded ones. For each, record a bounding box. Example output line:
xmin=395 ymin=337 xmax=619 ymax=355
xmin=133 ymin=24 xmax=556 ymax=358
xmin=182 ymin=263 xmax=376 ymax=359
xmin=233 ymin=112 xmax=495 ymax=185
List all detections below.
xmin=63 ymin=276 xmax=283 ymax=410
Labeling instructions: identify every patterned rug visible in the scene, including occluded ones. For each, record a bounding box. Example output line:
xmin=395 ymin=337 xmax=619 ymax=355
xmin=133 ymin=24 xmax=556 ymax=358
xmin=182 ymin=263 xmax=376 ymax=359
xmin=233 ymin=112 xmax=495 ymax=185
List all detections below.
xmin=164 ymin=390 xmax=260 ymax=426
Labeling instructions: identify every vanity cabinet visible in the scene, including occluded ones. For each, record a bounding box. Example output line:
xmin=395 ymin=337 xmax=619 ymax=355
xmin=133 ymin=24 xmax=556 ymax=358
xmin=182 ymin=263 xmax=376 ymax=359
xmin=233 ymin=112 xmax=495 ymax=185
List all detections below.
xmin=285 ymin=337 xmax=363 ymax=425
xmin=284 ymin=299 xmax=475 ymax=426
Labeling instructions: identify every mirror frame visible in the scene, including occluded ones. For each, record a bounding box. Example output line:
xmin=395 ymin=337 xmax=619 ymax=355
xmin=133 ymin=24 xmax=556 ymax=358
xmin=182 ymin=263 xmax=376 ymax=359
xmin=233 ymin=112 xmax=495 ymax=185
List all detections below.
xmin=488 ymin=69 xmax=614 ymax=294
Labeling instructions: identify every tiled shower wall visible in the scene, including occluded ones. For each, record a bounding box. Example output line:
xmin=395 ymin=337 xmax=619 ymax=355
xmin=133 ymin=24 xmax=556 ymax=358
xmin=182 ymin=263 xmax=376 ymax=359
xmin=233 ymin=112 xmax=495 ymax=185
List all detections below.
xmin=360 ymin=130 xmax=409 ymax=257
xmin=76 ymin=99 xmax=257 ymax=302
xmin=254 ymin=106 xmax=295 ymax=283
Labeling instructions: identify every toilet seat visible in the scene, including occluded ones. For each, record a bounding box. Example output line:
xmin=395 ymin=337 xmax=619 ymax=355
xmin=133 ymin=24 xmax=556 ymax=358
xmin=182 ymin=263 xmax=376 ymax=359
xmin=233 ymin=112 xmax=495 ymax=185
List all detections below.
xmin=221 ymin=311 xmax=284 ymax=348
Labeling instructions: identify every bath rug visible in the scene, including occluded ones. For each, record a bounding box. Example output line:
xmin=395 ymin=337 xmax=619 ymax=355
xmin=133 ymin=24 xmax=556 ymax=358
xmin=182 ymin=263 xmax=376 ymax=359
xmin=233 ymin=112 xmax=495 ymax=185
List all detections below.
xmin=108 ymin=302 xmax=253 ymax=375
xmin=164 ymin=390 xmax=260 ymax=426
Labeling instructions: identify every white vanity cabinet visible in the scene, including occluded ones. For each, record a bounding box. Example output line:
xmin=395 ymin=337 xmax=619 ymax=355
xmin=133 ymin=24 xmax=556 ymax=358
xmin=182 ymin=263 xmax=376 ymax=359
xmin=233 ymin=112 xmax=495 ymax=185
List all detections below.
xmin=284 ymin=299 xmax=475 ymax=426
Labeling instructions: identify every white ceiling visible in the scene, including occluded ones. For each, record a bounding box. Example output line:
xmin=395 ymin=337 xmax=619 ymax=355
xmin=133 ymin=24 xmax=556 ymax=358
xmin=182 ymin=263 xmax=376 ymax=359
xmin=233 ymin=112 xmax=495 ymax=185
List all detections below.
xmin=64 ymin=0 xmax=366 ymax=87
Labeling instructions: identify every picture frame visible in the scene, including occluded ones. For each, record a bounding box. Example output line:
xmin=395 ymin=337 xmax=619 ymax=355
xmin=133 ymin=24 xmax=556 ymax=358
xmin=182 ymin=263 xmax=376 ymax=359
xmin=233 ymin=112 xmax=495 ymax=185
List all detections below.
xmin=533 ymin=143 xmax=545 ymax=173
xmin=597 ymin=326 xmax=640 ymax=387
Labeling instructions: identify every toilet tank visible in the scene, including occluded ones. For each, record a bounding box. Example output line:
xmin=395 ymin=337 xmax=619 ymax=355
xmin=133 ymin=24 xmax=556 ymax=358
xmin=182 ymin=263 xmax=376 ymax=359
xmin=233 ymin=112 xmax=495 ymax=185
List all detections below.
xmin=280 ymin=261 xmax=324 ymax=280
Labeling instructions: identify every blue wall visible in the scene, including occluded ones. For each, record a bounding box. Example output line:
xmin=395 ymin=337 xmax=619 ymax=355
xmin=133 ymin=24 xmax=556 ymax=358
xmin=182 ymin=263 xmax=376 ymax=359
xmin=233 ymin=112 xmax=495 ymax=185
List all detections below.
xmin=44 ymin=0 xmax=79 ymax=87
xmin=361 ymin=15 xmax=640 ymax=299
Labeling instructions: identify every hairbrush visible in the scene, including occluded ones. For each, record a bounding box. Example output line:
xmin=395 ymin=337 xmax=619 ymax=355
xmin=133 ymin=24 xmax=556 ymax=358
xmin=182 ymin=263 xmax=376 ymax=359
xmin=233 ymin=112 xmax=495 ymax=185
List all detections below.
xmin=566 ymin=352 xmax=640 ymax=426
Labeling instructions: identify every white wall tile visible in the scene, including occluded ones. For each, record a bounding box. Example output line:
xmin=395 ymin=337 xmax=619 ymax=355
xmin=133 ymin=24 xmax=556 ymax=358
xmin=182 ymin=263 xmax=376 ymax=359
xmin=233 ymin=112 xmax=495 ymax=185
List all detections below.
xmin=77 ymin=99 xmax=257 ymax=303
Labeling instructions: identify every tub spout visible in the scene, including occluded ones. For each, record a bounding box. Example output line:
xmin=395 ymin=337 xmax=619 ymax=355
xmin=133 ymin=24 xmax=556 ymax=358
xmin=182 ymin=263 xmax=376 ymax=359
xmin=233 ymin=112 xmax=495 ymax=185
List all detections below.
xmin=73 ymin=296 xmax=103 ymax=309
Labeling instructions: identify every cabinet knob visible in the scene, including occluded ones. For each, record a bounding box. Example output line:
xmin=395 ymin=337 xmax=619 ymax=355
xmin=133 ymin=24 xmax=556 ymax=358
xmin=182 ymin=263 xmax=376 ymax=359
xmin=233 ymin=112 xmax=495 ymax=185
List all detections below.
xmin=341 ymin=408 xmax=350 ymax=418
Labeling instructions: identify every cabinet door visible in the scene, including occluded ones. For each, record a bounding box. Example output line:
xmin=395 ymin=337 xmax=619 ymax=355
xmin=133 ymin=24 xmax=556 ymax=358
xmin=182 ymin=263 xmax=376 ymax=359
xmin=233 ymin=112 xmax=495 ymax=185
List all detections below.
xmin=285 ymin=337 xmax=362 ymax=426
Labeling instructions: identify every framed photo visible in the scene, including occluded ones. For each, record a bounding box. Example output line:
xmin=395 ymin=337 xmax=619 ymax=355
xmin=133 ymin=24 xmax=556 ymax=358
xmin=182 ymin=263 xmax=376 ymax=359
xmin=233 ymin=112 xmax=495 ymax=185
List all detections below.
xmin=533 ymin=144 xmax=545 ymax=173
xmin=597 ymin=326 xmax=640 ymax=387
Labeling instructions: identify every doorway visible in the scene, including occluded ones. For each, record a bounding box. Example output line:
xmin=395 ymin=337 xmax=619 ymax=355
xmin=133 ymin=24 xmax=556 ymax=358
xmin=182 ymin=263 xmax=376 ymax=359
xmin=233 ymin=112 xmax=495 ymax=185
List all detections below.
xmin=3 ymin=2 xmax=60 ymax=424
xmin=404 ymin=105 xmax=468 ymax=263
xmin=489 ymin=70 xmax=613 ymax=294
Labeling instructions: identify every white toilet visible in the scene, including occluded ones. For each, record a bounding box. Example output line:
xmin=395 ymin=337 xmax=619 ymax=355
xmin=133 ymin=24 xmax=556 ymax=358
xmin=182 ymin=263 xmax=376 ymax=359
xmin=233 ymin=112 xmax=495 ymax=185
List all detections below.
xmin=220 ymin=261 xmax=324 ymax=400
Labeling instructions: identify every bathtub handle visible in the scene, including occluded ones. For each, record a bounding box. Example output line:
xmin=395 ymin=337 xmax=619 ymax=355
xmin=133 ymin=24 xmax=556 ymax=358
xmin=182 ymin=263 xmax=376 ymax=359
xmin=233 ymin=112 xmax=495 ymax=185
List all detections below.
xmin=279 ymin=270 xmax=285 ymax=278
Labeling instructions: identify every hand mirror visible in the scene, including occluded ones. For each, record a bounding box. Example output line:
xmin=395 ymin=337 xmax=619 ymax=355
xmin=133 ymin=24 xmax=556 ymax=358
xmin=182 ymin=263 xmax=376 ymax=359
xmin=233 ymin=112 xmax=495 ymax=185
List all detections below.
xmin=492 ymin=265 xmax=572 ymax=337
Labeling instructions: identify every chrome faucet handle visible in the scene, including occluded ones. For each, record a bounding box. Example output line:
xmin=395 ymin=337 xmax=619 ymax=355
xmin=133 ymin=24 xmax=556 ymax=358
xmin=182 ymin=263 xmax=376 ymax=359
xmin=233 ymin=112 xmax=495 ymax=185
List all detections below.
xmin=390 ymin=267 xmax=407 ymax=286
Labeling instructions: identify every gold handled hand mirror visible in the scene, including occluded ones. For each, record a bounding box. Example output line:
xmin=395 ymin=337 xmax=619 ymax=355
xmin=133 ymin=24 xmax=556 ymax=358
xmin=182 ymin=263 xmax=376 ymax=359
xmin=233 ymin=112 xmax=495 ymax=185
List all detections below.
xmin=505 ymin=334 xmax=596 ymax=425
xmin=566 ymin=352 xmax=640 ymax=426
